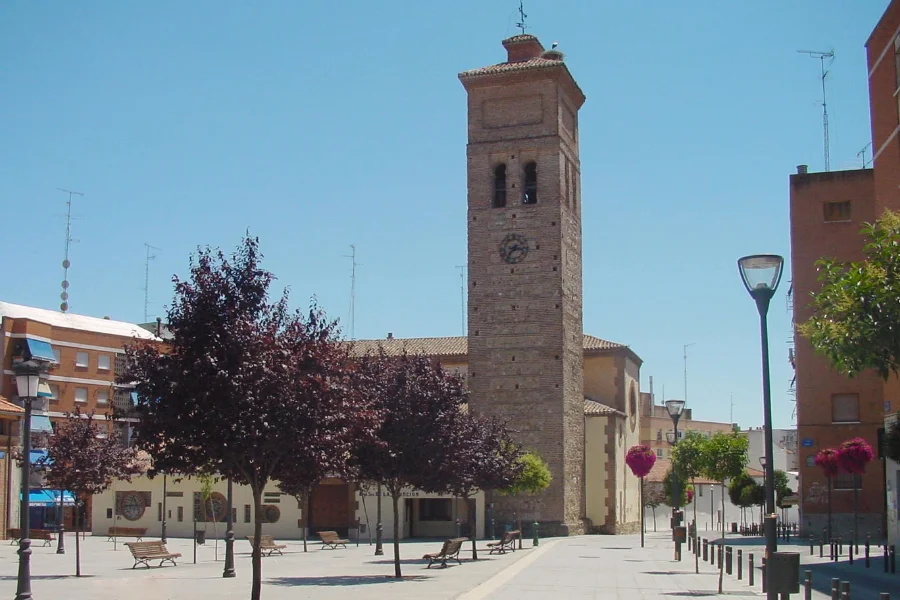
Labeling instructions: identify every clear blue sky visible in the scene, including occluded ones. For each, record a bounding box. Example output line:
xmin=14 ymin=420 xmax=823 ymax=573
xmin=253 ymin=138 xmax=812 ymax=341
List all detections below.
xmin=1 ymin=1 xmax=890 ymax=430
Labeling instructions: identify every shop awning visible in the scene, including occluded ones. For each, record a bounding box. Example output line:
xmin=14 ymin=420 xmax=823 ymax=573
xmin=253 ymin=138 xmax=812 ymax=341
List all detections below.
xmin=30 ymin=415 xmax=53 ymax=433
xmin=29 ymin=449 xmax=50 ymax=465
xmin=22 ymin=490 xmax=76 ymax=506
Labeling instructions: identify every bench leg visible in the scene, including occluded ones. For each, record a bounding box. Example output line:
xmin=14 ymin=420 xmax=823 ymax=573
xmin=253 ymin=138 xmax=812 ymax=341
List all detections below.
xmin=133 ymin=558 xmax=150 ymax=569
xmin=160 ymin=558 xmax=177 ymax=567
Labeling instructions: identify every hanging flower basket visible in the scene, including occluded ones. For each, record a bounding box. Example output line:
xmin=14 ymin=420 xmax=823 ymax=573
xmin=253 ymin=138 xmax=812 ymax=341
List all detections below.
xmin=814 ymin=448 xmax=841 ymax=478
xmin=837 ymin=437 xmax=874 ymax=475
xmin=626 ymin=444 xmax=656 ymax=478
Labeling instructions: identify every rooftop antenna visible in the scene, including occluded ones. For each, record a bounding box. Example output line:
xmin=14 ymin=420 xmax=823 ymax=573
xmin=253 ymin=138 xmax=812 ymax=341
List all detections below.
xmin=798 ymin=49 xmax=835 ymax=171
xmin=683 ymin=343 xmax=695 ymax=405
xmin=515 ymin=1 xmax=528 ymax=34
xmin=343 ymin=245 xmax=360 ymax=340
xmin=455 ymin=265 xmax=466 ymax=335
xmin=143 ymin=243 xmax=161 ymax=322
xmin=57 ymin=188 xmax=84 ymax=313
xmin=730 ymin=393 xmax=734 ymax=425
xmin=857 ymin=142 xmax=872 ymax=168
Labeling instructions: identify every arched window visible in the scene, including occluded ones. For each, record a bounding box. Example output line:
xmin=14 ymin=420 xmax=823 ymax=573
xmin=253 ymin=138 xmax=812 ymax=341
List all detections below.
xmin=493 ymin=164 xmax=507 ymax=208
xmin=523 ymin=162 xmax=537 ymax=204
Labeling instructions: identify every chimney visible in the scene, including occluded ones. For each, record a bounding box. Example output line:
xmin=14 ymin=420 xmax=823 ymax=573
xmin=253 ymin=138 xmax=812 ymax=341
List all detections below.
xmin=796 ymin=164 xmax=808 ymax=175
xmin=502 ymin=34 xmax=544 ymax=63
xmin=387 ymin=333 xmax=393 ymax=340
xmin=156 ymin=316 xmax=162 ymax=337
xmin=103 ymin=316 xmax=110 ymax=320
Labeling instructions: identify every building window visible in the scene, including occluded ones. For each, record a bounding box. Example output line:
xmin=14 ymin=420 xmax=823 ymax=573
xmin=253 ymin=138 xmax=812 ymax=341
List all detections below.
xmin=656 ymin=448 xmax=664 ymax=458
xmin=114 ymin=354 xmax=127 ymax=377
xmin=74 ymin=387 xmax=88 ymax=403
xmin=831 ymin=393 xmax=860 ymax=423
xmin=522 ymin=162 xmax=537 ymax=204
xmin=833 ymin=473 xmax=861 ymax=491
xmin=97 ymin=389 xmax=109 ymax=405
xmin=52 ymin=348 xmax=61 ymax=364
xmin=75 ymin=351 xmax=89 ymax=368
xmin=177 ymin=506 xmax=184 ymax=522
xmin=806 ymin=455 xmax=816 ymax=467
xmin=98 ymin=355 xmax=111 ymax=371
xmin=49 ymin=384 xmax=60 ymax=401
xmin=656 ymin=430 xmax=662 ymax=442
xmin=419 ymin=498 xmax=452 ymax=521
xmin=493 ymin=164 xmax=507 ymax=208
xmin=244 ymin=505 xmax=252 ymax=523
xmin=823 ymin=201 xmax=851 ymax=222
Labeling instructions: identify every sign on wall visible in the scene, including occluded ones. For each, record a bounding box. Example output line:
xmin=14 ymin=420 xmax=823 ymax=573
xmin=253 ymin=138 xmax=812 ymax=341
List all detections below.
xmin=801 ymin=438 xmax=814 ymax=448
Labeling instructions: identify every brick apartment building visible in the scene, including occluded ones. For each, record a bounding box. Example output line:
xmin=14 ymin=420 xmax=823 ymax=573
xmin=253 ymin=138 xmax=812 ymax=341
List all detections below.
xmin=639 ymin=394 xmax=734 ymax=462
xmin=791 ymin=0 xmax=900 ymax=539
xmin=0 ymin=301 xmax=158 ymax=537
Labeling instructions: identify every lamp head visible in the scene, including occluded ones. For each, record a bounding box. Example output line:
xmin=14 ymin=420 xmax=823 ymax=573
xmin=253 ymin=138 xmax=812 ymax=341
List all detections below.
xmin=738 ymin=254 xmax=784 ymax=300
xmin=665 ymin=399 xmax=686 ymax=418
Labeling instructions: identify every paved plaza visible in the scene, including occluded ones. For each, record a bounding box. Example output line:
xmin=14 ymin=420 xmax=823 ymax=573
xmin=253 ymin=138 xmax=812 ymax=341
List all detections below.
xmin=3 ymin=530 xmax=899 ymax=598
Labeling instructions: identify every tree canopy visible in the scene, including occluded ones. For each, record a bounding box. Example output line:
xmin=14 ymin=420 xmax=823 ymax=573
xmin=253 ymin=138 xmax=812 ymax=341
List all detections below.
xmin=799 ymin=210 xmax=900 ymax=379
xmin=701 ymin=433 xmax=749 ymax=484
xmin=500 ymin=451 xmax=552 ymax=497
xmin=125 ymin=235 xmax=375 ymax=600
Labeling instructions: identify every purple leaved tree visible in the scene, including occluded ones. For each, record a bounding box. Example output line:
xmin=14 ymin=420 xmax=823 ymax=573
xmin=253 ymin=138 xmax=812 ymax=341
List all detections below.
xmin=125 ymin=235 xmax=371 ymax=600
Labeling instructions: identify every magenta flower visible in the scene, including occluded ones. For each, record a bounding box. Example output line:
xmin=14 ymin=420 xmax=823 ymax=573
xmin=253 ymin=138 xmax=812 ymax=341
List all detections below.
xmin=838 ymin=437 xmax=875 ymax=475
xmin=814 ymin=448 xmax=841 ymax=478
xmin=626 ymin=444 xmax=656 ymax=478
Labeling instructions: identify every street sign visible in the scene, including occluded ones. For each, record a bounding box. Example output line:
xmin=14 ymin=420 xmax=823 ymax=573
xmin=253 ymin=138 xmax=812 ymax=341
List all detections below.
xmin=801 ymin=438 xmax=814 ymax=447
xmin=780 ymin=495 xmax=800 ymax=506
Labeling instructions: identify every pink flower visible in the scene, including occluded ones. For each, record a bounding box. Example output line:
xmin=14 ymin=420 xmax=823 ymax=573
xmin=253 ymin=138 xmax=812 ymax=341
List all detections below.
xmin=838 ymin=438 xmax=875 ymax=475
xmin=814 ymin=448 xmax=841 ymax=478
xmin=626 ymin=444 xmax=656 ymax=478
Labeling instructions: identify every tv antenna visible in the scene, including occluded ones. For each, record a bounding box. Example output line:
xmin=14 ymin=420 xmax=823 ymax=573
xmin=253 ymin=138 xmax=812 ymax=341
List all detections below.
xmin=455 ymin=265 xmax=466 ymax=335
xmin=798 ymin=49 xmax=835 ymax=171
xmin=57 ymin=188 xmax=84 ymax=313
xmin=343 ymin=245 xmax=360 ymax=340
xmin=857 ymin=142 xmax=872 ymax=168
xmin=516 ymin=1 xmax=528 ymax=34
xmin=143 ymin=243 xmax=161 ymax=322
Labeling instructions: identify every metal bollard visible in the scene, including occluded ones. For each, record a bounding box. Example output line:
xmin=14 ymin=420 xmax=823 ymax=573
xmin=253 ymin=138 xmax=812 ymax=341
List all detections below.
xmin=866 ymin=538 xmax=870 ymax=568
xmin=849 ymin=544 xmax=854 ymax=565
xmin=749 ymin=553 xmax=754 ymax=586
xmin=726 ymin=546 xmax=732 ymax=575
xmin=762 ymin=557 xmax=767 ymax=593
xmin=831 ymin=578 xmax=840 ymax=600
xmin=880 ymin=594 xmax=890 ymax=600
xmin=804 ymin=570 xmax=812 ymax=600
xmin=703 ymin=539 xmax=708 ymax=562
xmin=737 ymin=549 xmax=743 ymax=580
xmin=810 ymin=535 xmax=815 ymax=555
xmin=821 ymin=538 xmax=824 ymax=558
xmin=840 ymin=580 xmax=850 ymax=600
xmin=718 ymin=545 xmax=723 ymax=569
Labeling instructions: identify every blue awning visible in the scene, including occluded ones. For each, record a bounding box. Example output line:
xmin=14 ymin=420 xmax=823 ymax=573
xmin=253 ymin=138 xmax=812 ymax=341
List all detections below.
xmin=29 ymin=449 xmax=50 ymax=465
xmin=22 ymin=490 xmax=76 ymax=506
xmin=24 ymin=339 xmax=56 ymax=363
xmin=30 ymin=415 xmax=53 ymax=433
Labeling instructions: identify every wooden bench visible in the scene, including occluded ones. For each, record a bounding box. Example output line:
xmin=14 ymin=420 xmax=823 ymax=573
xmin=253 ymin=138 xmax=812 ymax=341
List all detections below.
xmin=487 ymin=530 xmax=519 ymax=555
xmin=124 ymin=541 xmax=182 ymax=569
xmin=247 ymin=535 xmax=287 ymax=556
xmin=318 ymin=530 xmax=348 ymax=550
xmin=7 ymin=529 xmax=55 ymax=547
xmin=107 ymin=526 xmax=147 ymax=542
xmin=423 ymin=537 xmax=468 ymax=568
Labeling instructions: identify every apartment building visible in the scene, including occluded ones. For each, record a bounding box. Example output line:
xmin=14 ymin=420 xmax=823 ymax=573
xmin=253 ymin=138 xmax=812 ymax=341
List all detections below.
xmin=639 ymin=394 xmax=734 ymax=461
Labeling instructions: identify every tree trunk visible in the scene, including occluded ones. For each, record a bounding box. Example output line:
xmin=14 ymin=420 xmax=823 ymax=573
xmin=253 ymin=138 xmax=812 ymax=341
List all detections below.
xmin=303 ymin=492 xmax=309 ymax=552
xmin=392 ymin=491 xmax=402 ymax=578
xmin=210 ymin=499 xmax=219 ymax=561
xmin=251 ymin=486 xmax=264 ymax=600
xmin=464 ymin=493 xmax=477 ymax=560
xmin=75 ymin=506 xmax=82 ymax=577
xmin=718 ymin=482 xmax=725 ymax=594
xmin=652 ymin=506 xmax=657 ymax=532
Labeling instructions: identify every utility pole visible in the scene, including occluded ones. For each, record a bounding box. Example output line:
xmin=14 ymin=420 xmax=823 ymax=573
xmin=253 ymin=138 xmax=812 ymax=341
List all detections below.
xmin=57 ymin=188 xmax=84 ymax=313
xmin=343 ymin=245 xmax=360 ymax=340
xmin=143 ymin=244 xmax=161 ymax=322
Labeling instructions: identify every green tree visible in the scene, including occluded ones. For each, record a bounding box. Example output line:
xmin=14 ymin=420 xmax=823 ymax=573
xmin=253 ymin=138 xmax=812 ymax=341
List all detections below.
xmin=728 ymin=472 xmax=756 ymax=525
xmin=643 ymin=482 xmax=666 ymax=532
xmin=701 ymin=432 xmax=748 ymax=593
xmin=198 ymin=473 xmax=220 ymax=560
xmin=799 ymin=210 xmax=900 ymax=379
xmin=662 ymin=467 xmax=688 ymax=508
xmin=671 ymin=431 xmax=708 ymax=573
xmin=499 ymin=451 xmax=552 ymax=535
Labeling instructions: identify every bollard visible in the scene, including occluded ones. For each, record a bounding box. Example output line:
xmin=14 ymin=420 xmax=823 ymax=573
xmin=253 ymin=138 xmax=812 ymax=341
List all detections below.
xmin=749 ymin=553 xmax=754 ymax=587
xmin=831 ymin=578 xmax=840 ymax=600
xmin=761 ymin=557 xmax=767 ymax=593
xmin=703 ymin=539 xmax=708 ymax=562
xmin=866 ymin=538 xmax=870 ymax=568
xmin=840 ymin=580 xmax=850 ymax=600
xmin=891 ymin=545 xmax=897 ymax=574
xmin=737 ymin=549 xmax=743 ymax=580
xmin=880 ymin=594 xmax=890 ymax=600
xmin=886 ymin=544 xmax=890 ymax=573
xmin=849 ymin=544 xmax=854 ymax=566
xmin=726 ymin=546 xmax=732 ymax=575
xmin=810 ymin=535 xmax=815 ymax=555
xmin=718 ymin=545 xmax=723 ymax=569
xmin=695 ymin=535 xmax=700 ymax=556
xmin=804 ymin=570 xmax=812 ymax=600
xmin=532 ymin=521 xmax=539 ymax=547
xmin=821 ymin=538 xmax=824 ymax=558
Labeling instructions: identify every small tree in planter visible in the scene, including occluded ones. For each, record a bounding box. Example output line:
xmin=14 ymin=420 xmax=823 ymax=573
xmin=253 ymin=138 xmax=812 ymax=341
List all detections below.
xmin=499 ymin=451 xmax=552 ymax=545
xmin=625 ymin=444 xmax=655 ymax=548
xmin=837 ymin=437 xmax=874 ymax=547
xmin=814 ymin=448 xmax=841 ymax=542
xmin=643 ymin=483 xmax=666 ymax=532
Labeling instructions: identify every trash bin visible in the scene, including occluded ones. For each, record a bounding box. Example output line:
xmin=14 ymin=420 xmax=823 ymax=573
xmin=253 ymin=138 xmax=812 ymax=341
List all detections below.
xmin=768 ymin=552 xmax=800 ymax=594
xmin=195 ymin=529 xmax=206 ymax=545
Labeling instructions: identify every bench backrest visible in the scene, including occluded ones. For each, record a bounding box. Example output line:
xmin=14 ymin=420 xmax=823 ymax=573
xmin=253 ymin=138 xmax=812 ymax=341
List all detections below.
xmin=126 ymin=541 xmax=167 ymax=556
xmin=248 ymin=535 xmax=277 ymax=546
xmin=319 ymin=531 xmax=341 ymax=542
xmin=109 ymin=526 xmax=146 ymax=535
xmin=447 ymin=538 xmax=466 ymax=555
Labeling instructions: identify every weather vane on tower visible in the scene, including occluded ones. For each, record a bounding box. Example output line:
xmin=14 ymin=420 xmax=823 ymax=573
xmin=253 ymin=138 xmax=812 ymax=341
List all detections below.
xmin=516 ymin=1 xmax=528 ymax=34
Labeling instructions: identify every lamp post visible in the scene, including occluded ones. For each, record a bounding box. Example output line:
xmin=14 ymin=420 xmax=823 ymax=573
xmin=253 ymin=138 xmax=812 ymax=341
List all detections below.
xmin=56 ymin=487 xmax=65 ymax=554
xmin=665 ymin=399 xmax=685 ymax=560
xmin=223 ymin=476 xmax=235 ymax=578
xmin=14 ymin=360 xmax=49 ymax=600
xmin=161 ymin=473 xmax=168 ymax=544
xmin=738 ymin=254 xmax=783 ymax=600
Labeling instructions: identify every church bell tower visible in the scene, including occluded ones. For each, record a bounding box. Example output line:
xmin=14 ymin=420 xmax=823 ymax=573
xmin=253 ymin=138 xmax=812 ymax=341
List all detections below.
xmin=459 ymin=34 xmax=586 ymax=535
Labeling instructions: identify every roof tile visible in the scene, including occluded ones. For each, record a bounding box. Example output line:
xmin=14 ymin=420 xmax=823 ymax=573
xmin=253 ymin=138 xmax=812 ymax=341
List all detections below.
xmin=0 ymin=396 xmax=24 ymax=415
xmin=348 ymin=334 xmax=625 ymax=358
xmin=459 ymin=56 xmax=562 ymax=79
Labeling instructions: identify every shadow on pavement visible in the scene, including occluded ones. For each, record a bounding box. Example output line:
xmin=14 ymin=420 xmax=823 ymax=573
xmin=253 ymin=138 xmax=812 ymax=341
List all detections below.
xmin=664 ymin=591 xmax=756 ymax=597
xmin=643 ymin=571 xmax=718 ymax=576
xmin=268 ymin=574 xmax=430 ymax=586
xmin=0 ymin=574 xmax=96 ymax=580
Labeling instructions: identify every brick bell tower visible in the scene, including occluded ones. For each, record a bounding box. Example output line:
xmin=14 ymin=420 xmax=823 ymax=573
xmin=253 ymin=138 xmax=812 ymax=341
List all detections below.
xmin=459 ymin=34 xmax=586 ymax=535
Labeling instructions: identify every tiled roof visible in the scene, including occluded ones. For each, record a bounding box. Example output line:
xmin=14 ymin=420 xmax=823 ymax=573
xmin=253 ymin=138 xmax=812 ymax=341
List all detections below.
xmin=584 ymin=398 xmax=624 ymax=417
xmin=646 ymin=459 xmax=717 ymax=485
xmin=0 ymin=301 xmax=158 ymax=340
xmin=348 ymin=334 xmax=626 ymax=358
xmin=745 ymin=467 xmax=765 ymax=478
xmin=0 ymin=396 xmax=24 ymax=416
xmin=502 ymin=34 xmax=540 ymax=44
xmin=459 ymin=56 xmax=563 ymax=79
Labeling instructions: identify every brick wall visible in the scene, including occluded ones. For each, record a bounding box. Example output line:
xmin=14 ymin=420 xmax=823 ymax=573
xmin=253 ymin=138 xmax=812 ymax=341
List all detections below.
xmin=866 ymin=0 xmax=900 ymax=214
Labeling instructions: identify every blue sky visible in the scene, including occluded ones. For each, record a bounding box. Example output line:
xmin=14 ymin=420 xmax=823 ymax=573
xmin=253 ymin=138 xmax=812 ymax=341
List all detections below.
xmin=1 ymin=1 xmax=889 ymax=430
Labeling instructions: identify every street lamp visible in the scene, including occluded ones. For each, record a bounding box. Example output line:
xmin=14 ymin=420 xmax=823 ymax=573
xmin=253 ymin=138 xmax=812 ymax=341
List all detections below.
xmin=374 ymin=484 xmax=384 ymax=556
xmin=738 ymin=253 xmax=783 ymax=600
xmin=223 ymin=477 xmax=235 ymax=577
xmin=665 ymin=399 xmax=685 ymax=560
xmin=14 ymin=359 xmax=50 ymax=600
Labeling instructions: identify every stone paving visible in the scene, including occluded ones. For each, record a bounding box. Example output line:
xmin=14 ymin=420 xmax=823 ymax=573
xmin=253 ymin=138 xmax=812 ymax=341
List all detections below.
xmin=0 ymin=533 xmax=534 ymax=599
